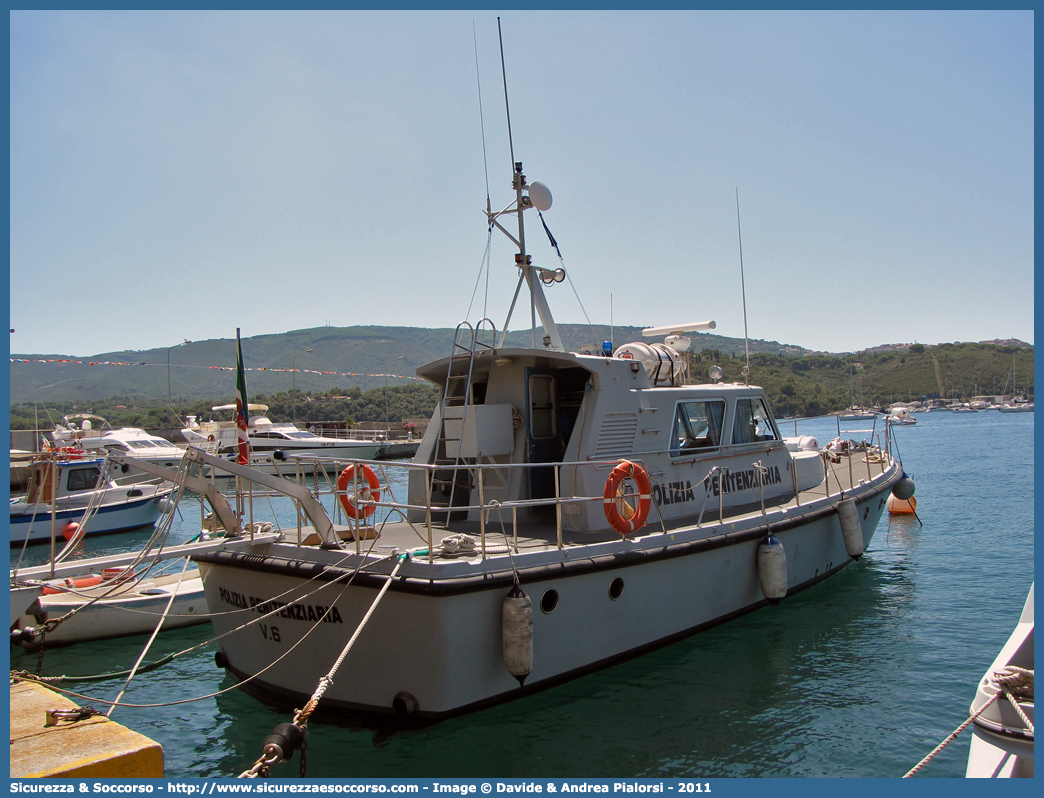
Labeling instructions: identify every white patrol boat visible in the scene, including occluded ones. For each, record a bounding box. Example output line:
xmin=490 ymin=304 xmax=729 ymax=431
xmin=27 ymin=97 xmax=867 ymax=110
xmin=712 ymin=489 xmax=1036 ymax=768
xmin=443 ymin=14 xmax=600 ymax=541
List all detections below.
xmin=185 ymin=151 xmax=911 ymax=723
xmin=186 ymin=55 xmax=912 ymax=722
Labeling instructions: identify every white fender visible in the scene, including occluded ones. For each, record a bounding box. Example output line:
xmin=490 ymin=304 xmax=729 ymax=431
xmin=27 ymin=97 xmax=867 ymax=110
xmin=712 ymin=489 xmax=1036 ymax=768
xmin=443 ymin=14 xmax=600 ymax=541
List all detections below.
xmin=502 ymin=585 xmax=533 ymax=685
xmin=837 ymin=498 xmax=865 ymax=559
xmin=757 ymin=534 xmax=787 ymax=605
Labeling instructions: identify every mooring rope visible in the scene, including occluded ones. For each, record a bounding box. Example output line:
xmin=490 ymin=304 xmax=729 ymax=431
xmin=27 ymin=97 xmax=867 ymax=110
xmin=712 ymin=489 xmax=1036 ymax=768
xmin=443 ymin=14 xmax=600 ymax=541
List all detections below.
xmin=105 ymin=556 xmax=195 ymax=717
xmin=903 ymin=665 xmax=1034 ymax=777
xmin=239 ymin=552 xmax=409 ymax=778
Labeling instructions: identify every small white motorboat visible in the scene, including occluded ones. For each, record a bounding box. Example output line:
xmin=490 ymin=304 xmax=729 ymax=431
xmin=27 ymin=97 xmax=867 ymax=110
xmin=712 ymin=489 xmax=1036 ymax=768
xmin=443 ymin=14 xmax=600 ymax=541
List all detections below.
xmin=886 ymin=408 xmax=918 ymax=426
xmin=182 ymin=405 xmax=382 ymax=475
xmin=997 ymin=403 xmax=1034 ymax=414
xmin=839 ymin=407 xmax=878 ymax=421
xmin=9 ymin=454 xmax=174 ymax=545
xmin=12 ymin=566 xmax=209 ymax=648
xmin=11 ymin=458 xmax=284 ymax=649
xmin=49 ymin=414 xmax=186 ymax=472
xmin=966 ymin=584 xmax=1034 ymax=778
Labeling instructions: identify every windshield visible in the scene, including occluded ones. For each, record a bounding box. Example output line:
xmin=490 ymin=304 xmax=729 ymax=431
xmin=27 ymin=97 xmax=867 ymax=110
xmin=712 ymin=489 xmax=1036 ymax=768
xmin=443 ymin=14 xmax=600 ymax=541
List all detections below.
xmin=732 ymin=398 xmax=779 ymax=444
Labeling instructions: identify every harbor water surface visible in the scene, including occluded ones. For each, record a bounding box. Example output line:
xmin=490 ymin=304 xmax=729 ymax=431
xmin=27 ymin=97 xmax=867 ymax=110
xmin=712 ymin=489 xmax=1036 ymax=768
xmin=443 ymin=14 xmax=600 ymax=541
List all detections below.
xmin=9 ymin=412 xmax=1033 ymax=778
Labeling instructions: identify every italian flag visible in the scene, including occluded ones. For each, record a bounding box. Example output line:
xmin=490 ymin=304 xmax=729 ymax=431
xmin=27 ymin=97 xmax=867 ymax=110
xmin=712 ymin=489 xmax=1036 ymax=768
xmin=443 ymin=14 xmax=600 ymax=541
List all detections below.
xmin=235 ymin=328 xmax=250 ymax=465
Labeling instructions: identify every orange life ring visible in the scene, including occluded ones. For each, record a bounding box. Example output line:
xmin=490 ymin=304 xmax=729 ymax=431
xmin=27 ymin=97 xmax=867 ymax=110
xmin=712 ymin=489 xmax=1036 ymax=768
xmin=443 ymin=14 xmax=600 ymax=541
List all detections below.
xmin=42 ymin=575 xmax=103 ymax=595
xmin=603 ymin=460 xmax=653 ymax=535
xmin=207 ymin=435 xmax=215 ymax=442
xmin=336 ymin=464 xmax=381 ymax=519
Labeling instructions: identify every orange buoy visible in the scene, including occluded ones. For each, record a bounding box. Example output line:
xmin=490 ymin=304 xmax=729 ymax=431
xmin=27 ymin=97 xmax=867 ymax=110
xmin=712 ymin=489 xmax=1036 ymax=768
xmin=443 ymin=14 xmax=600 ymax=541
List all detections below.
xmin=887 ymin=494 xmax=918 ymax=515
xmin=62 ymin=522 xmax=83 ymax=541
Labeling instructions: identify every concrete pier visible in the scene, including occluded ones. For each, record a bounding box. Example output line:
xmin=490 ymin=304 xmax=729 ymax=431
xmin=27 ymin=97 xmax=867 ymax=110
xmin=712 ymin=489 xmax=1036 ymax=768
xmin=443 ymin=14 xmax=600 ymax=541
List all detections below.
xmin=376 ymin=441 xmax=419 ymax=459
xmin=10 ymin=678 xmax=163 ymax=778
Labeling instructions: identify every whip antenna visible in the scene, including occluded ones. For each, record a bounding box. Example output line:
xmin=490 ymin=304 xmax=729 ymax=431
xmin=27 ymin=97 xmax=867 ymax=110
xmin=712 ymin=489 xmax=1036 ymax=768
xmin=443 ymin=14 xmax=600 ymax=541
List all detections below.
xmin=497 ymin=17 xmax=516 ymax=170
xmin=473 ymin=21 xmax=491 ymax=206
xmin=472 ymin=21 xmax=492 ymax=319
xmin=736 ymin=189 xmax=751 ymax=386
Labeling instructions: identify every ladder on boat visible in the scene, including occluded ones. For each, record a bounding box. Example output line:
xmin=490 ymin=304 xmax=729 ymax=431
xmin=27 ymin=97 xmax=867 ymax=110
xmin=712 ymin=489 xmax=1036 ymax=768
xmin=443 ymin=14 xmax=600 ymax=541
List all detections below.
xmin=430 ymin=320 xmax=497 ymax=525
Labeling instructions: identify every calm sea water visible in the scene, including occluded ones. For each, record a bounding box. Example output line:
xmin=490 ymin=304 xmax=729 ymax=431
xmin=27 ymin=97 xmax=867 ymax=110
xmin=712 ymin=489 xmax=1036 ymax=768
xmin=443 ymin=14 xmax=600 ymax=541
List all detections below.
xmin=9 ymin=412 xmax=1034 ymax=779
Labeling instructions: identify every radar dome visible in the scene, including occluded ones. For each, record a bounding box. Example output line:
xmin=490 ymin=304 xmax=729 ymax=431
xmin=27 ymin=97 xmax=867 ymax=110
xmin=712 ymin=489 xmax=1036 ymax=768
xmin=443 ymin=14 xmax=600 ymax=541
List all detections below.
xmin=528 ymin=181 xmax=553 ymax=211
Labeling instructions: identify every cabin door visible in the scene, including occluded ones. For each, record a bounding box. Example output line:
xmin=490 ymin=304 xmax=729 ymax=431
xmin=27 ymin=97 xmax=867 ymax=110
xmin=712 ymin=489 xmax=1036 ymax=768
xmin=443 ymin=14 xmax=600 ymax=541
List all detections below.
xmin=525 ymin=368 xmax=559 ymax=505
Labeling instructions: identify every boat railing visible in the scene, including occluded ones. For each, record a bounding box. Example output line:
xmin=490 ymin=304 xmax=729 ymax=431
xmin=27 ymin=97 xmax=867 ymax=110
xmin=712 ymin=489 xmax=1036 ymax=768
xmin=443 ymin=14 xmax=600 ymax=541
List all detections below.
xmin=226 ymin=445 xmax=898 ymax=564
xmin=311 ymin=428 xmax=412 ymax=443
xmin=276 ymin=455 xmax=624 ymax=560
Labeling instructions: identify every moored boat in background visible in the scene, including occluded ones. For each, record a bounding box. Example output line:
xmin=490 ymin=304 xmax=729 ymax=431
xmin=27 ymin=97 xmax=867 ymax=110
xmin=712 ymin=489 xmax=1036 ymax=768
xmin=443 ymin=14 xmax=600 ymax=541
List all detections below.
xmin=997 ymin=402 xmax=1034 ymax=414
xmin=12 ymin=566 xmax=209 ymax=648
xmin=50 ymin=414 xmax=186 ymax=472
xmin=886 ymin=408 xmax=917 ymax=426
xmin=182 ymin=405 xmax=381 ymax=474
xmin=10 ymin=451 xmax=282 ymax=649
xmin=9 ymin=454 xmax=174 ymax=545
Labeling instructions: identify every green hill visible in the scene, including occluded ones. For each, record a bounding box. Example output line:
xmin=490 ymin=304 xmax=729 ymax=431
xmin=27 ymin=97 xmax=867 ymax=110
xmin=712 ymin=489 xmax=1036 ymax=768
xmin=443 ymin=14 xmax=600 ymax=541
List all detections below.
xmin=9 ymin=325 xmax=1033 ymax=429
xmin=8 ymin=323 xmax=805 ymax=405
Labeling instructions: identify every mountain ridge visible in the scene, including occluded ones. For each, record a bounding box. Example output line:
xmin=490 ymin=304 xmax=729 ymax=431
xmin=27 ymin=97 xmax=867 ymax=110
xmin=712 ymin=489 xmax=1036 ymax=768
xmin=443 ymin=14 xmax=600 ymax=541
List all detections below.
xmin=9 ymin=323 xmax=1033 ymax=407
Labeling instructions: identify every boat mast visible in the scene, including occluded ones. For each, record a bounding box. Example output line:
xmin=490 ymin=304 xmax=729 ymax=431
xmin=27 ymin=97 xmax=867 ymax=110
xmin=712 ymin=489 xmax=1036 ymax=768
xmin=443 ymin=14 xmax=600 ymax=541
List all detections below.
xmin=493 ymin=18 xmax=563 ymax=352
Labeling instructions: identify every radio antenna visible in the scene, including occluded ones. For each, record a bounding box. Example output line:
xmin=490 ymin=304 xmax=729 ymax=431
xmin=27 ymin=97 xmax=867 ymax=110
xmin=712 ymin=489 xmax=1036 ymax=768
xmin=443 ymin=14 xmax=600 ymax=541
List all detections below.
xmin=736 ymin=189 xmax=751 ymax=386
xmin=473 ymin=21 xmax=491 ymax=205
xmin=497 ymin=18 xmax=515 ymax=171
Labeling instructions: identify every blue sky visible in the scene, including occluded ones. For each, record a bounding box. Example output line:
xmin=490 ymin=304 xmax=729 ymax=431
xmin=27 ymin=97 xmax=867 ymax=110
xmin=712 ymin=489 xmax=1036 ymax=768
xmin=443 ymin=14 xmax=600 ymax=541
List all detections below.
xmin=9 ymin=10 xmax=1033 ymax=357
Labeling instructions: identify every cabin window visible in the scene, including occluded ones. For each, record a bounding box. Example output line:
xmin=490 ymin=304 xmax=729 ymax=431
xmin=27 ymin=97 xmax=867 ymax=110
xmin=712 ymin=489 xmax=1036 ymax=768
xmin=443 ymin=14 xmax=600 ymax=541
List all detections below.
xmin=529 ymin=374 xmax=556 ymax=439
xmin=66 ymin=466 xmax=102 ymax=492
xmin=670 ymin=400 xmax=726 ymax=454
xmin=732 ymin=398 xmax=778 ymax=444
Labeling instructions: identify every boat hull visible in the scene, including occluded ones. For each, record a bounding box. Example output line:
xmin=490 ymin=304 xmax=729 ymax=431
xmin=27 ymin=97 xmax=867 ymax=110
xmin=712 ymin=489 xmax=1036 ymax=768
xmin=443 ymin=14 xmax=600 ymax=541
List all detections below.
xmin=15 ymin=571 xmax=209 ymax=647
xmin=197 ymin=480 xmax=894 ymax=720
xmin=8 ymin=494 xmax=168 ymax=545
xmin=966 ymin=584 xmax=1034 ymax=778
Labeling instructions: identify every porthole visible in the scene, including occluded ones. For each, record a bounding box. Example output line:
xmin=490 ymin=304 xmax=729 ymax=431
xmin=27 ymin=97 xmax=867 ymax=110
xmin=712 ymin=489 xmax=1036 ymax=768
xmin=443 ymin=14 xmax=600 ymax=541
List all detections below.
xmin=540 ymin=589 xmax=559 ymax=614
xmin=608 ymin=577 xmax=625 ymax=601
